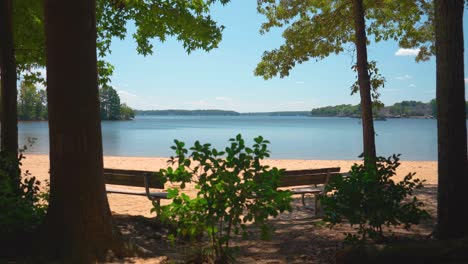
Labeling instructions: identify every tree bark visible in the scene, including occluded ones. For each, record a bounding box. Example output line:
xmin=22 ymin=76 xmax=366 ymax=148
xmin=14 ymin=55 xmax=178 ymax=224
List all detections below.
xmin=42 ymin=0 xmax=128 ymax=261
xmin=352 ymin=0 xmax=376 ymax=164
xmin=0 ymin=0 xmax=18 ymax=156
xmin=434 ymin=0 xmax=468 ymax=239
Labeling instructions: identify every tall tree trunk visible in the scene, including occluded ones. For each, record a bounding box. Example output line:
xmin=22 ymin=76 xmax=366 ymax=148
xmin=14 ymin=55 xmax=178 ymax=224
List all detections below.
xmin=42 ymin=0 xmax=128 ymax=261
xmin=0 ymin=0 xmax=18 ymax=156
xmin=352 ymin=0 xmax=376 ymax=164
xmin=434 ymin=0 xmax=468 ymax=239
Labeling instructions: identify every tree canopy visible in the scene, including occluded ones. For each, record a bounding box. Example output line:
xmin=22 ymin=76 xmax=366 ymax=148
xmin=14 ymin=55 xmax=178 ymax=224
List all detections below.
xmin=255 ymin=0 xmax=434 ymax=162
xmin=14 ymin=0 xmax=231 ymax=87
xmin=255 ymin=0 xmax=433 ymax=80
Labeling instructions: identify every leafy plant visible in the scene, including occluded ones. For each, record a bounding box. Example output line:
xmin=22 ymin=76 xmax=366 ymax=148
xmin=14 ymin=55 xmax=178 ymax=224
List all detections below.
xmin=321 ymin=154 xmax=429 ymax=243
xmin=153 ymin=134 xmax=292 ymax=263
xmin=0 ymin=146 xmax=49 ymax=239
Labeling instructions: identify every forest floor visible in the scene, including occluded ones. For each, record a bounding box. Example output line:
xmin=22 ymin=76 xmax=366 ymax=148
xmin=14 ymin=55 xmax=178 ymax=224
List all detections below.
xmin=113 ymin=185 xmax=437 ymax=264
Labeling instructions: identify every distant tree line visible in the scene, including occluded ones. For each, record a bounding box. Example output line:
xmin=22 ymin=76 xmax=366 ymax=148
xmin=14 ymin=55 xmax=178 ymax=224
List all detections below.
xmin=136 ymin=109 xmax=241 ymax=116
xmin=135 ymin=110 xmax=314 ymax=116
xmin=17 ymin=82 xmax=134 ymax=121
xmin=310 ymin=104 xmax=361 ymax=117
xmin=242 ymin=111 xmax=311 ymax=116
xmin=311 ymin=100 xmax=468 ymax=118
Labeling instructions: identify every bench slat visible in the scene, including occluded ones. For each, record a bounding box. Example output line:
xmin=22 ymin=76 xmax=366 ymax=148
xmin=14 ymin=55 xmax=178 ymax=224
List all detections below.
xmin=104 ymin=168 xmax=152 ymax=176
xmin=283 ymin=167 xmax=340 ymax=176
xmin=104 ymin=169 xmax=164 ymax=189
xmin=279 ymin=172 xmax=340 ymax=187
xmin=290 ymin=187 xmax=323 ymax=194
xmin=106 ymin=187 xmax=168 ymax=199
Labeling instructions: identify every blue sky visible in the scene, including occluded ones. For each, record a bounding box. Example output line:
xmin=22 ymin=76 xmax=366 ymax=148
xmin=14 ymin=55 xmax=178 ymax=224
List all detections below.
xmin=106 ymin=1 xmax=468 ymax=112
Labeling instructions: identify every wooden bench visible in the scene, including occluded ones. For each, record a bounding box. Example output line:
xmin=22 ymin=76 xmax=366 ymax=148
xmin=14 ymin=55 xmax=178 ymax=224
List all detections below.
xmin=104 ymin=168 xmax=168 ymax=206
xmin=280 ymin=167 xmax=341 ymax=214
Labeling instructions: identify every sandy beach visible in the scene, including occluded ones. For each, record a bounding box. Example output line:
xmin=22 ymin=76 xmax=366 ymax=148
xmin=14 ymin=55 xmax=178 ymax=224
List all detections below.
xmin=21 ymin=154 xmax=437 ymax=217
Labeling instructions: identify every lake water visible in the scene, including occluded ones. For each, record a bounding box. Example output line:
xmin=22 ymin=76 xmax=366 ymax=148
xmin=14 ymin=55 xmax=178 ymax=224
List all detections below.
xmin=18 ymin=116 xmax=440 ymax=160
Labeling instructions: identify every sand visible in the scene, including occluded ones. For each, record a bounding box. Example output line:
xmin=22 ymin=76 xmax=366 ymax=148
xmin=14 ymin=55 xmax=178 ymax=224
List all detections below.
xmin=21 ymin=154 xmax=437 ymax=217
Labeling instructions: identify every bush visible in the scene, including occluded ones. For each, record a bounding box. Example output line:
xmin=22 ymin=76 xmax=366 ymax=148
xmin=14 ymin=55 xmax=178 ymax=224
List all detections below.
xmin=0 ymin=150 xmax=48 ymax=239
xmin=320 ymin=154 xmax=429 ymax=243
xmin=154 ymin=134 xmax=292 ymax=263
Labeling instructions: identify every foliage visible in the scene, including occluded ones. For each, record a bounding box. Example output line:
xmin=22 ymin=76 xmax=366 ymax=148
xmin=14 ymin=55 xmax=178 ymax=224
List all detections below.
xmin=16 ymin=82 xmax=134 ymax=121
xmin=321 ymin=154 xmax=429 ymax=243
xmin=350 ymin=60 xmax=386 ymax=104
xmin=120 ymin=103 xmax=135 ymax=120
xmin=13 ymin=0 xmax=46 ymax=84
xmin=311 ymin=104 xmax=361 ymax=117
xmin=17 ymin=81 xmax=47 ymax=121
xmin=389 ymin=101 xmax=431 ymax=117
xmin=255 ymin=0 xmax=433 ymax=80
xmin=309 ymin=99 xmax=466 ymax=118
xmin=430 ymin=99 xmax=437 ymax=117
xmin=99 ymin=86 xmax=122 ymax=120
xmin=13 ymin=0 xmax=231 ymax=88
xmin=0 ymin=149 xmax=48 ymax=238
xmin=154 ymin=134 xmax=292 ymax=263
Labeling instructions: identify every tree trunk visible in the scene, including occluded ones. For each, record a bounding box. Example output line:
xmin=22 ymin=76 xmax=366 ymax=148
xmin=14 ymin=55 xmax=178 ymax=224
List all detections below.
xmin=434 ymin=0 xmax=468 ymax=239
xmin=0 ymin=0 xmax=18 ymax=156
xmin=352 ymin=0 xmax=376 ymax=164
xmin=42 ymin=0 xmax=128 ymax=261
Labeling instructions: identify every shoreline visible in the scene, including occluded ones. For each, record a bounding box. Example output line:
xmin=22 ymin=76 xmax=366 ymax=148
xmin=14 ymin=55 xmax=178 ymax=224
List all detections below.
xmin=22 ymin=154 xmax=437 ymax=182
xmin=21 ymin=154 xmax=437 ymax=217
xmin=22 ymin=153 xmax=438 ymax=162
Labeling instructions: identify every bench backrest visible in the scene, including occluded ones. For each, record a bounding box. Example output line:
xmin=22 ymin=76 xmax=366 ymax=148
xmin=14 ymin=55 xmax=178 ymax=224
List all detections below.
xmin=104 ymin=168 xmax=165 ymax=189
xmin=279 ymin=167 xmax=341 ymax=187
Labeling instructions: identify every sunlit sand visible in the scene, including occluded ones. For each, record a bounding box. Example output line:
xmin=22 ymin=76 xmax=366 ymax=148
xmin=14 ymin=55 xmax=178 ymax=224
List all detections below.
xmin=22 ymin=154 xmax=437 ymax=217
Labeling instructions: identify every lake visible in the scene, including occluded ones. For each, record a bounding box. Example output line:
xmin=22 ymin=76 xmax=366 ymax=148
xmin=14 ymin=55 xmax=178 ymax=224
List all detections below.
xmin=18 ymin=116 xmax=440 ymax=160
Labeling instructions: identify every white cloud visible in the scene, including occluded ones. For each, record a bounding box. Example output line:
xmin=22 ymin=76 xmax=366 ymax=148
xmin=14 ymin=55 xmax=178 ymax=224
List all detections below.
xmin=408 ymin=84 xmax=417 ymax=88
xmin=394 ymin=74 xmax=412 ymax=81
xmin=465 ymin=78 xmax=468 ymax=83
xmin=395 ymin=48 xmax=420 ymax=56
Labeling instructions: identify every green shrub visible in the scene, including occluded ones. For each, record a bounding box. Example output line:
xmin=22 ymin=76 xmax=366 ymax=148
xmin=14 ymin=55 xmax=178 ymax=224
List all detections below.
xmin=0 ymin=150 xmax=48 ymax=238
xmin=320 ymin=154 xmax=429 ymax=243
xmin=154 ymin=134 xmax=292 ymax=263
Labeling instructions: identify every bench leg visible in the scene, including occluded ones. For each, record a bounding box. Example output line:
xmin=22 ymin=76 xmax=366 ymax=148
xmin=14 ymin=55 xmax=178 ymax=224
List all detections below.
xmin=314 ymin=194 xmax=320 ymax=216
xmin=301 ymin=194 xmax=306 ymax=206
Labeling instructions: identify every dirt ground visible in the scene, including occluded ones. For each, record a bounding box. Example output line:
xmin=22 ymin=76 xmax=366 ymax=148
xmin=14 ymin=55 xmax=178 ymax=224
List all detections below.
xmin=112 ymin=185 xmax=437 ymax=264
xmin=20 ymin=155 xmax=438 ymax=263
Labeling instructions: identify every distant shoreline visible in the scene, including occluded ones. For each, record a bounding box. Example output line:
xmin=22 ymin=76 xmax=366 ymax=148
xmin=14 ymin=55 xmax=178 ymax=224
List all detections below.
xmin=17 ymin=115 xmax=438 ymax=122
xmin=134 ymin=109 xmax=436 ymax=119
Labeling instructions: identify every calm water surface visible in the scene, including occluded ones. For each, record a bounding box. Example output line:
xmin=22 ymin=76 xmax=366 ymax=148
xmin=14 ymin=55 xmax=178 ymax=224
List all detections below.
xmin=18 ymin=116 xmax=440 ymax=160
